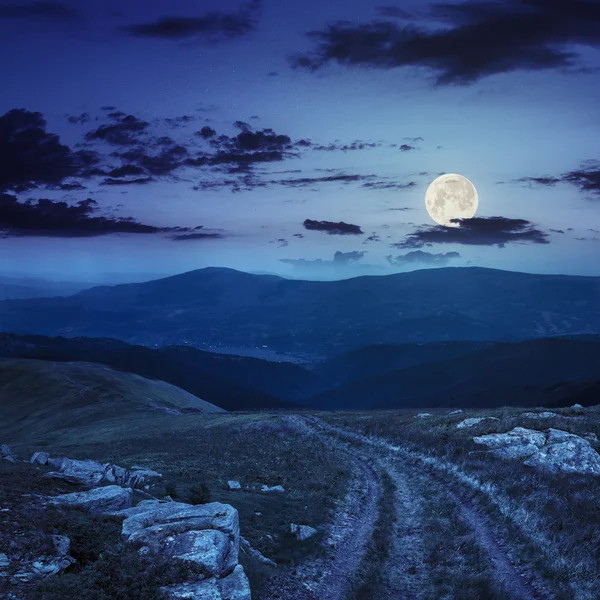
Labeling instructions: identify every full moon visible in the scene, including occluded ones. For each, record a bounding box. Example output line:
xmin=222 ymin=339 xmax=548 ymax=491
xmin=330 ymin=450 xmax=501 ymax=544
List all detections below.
xmin=425 ymin=174 xmax=478 ymax=227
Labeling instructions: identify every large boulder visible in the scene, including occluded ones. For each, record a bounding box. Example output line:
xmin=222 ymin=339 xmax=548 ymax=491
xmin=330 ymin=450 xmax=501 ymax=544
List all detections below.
xmin=457 ymin=417 xmax=499 ymax=429
xmin=522 ymin=412 xmax=559 ymax=420
xmin=524 ymin=429 xmax=600 ymax=475
xmin=44 ymin=457 xmax=162 ymax=489
xmin=162 ymin=565 xmax=250 ymax=600
xmin=113 ymin=500 xmax=240 ymax=576
xmin=473 ymin=427 xmax=546 ymax=459
xmin=50 ymin=485 xmax=133 ymax=514
xmin=291 ymin=523 xmax=318 ymax=541
xmin=1 ymin=444 xmax=16 ymax=463
xmin=31 ymin=451 xmax=50 ymax=465
xmin=474 ymin=427 xmax=600 ymax=475
xmin=11 ymin=535 xmax=75 ymax=583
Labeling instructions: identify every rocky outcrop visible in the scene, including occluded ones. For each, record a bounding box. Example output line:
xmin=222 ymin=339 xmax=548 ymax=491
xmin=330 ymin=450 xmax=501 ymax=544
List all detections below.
xmin=522 ymin=412 xmax=559 ymax=419
xmin=227 ymin=480 xmax=241 ymax=490
xmin=448 ymin=409 xmax=463 ymax=415
xmin=31 ymin=451 xmax=50 ymax=465
xmin=415 ymin=413 xmax=432 ymax=419
xmin=162 ymin=565 xmax=250 ymax=600
xmin=42 ymin=455 xmax=162 ymax=489
xmin=113 ymin=499 xmax=250 ymax=599
xmin=456 ymin=417 xmax=500 ymax=429
xmin=10 ymin=535 xmax=75 ymax=584
xmin=260 ymin=484 xmax=285 ymax=493
xmin=473 ymin=427 xmax=600 ymax=475
xmin=291 ymin=523 xmax=318 ymax=541
xmin=51 ymin=485 xmax=133 ymax=514
xmin=1 ymin=444 xmax=16 ymax=463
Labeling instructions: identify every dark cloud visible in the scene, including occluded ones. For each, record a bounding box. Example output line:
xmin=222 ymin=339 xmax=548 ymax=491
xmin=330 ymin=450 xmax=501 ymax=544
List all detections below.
xmin=550 ymin=229 xmax=565 ymax=234
xmin=362 ymin=180 xmax=416 ymax=190
xmin=171 ymin=231 xmax=225 ymax=241
xmin=387 ymin=206 xmax=416 ymax=211
xmin=164 ymin=115 xmax=196 ymax=128
xmin=292 ymin=0 xmax=600 ymax=85
xmin=303 ymin=219 xmax=363 ymax=235
xmin=281 ymin=250 xmax=366 ymax=268
xmin=363 ymin=233 xmax=381 ymax=243
xmin=67 ymin=112 xmax=91 ymax=124
xmin=197 ymin=126 xmax=216 ymax=138
xmin=513 ymin=160 xmax=600 ymax=197
xmin=101 ymin=177 xmax=153 ymax=186
xmin=0 ymin=2 xmax=80 ymax=21
xmin=0 ymin=109 xmax=98 ymax=193
xmin=312 ymin=140 xmax=382 ymax=152
xmin=562 ymin=161 xmax=600 ymax=196
xmin=85 ymin=114 xmax=150 ymax=146
xmin=124 ymin=1 xmax=260 ymax=42
xmin=0 ymin=194 xmax=193 ymax=238
xmin=270 ymin=238 xmax=289 ymax=248
xmin=398 ymin=144 xmax=415 ymax=152
xmin=386 ymin=250 xmax=461 ymax=267
xmin=394 ymin=216 xmax=550 ymax=248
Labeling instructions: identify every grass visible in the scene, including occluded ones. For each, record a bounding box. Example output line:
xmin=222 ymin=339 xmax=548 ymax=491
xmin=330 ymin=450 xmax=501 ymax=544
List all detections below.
xmin=3 ymin=412 xmax=352 ymax=599
xmin=0 ymin=357 xmax=223 ymax=447
xmin=320 ymin=405 xmax=600 ymax=599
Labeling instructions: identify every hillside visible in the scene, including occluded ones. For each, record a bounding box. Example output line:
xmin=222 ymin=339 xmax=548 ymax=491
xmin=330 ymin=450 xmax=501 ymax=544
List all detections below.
xmin=0 ymin=267 xmax=598 ymax=357
xmin=307 ymin=337 xmax=600 ymax=409
xmin=0 ymin=334 xmax=305 ymax=410
xmin=0 ymin=357 xmax=224 ymax=446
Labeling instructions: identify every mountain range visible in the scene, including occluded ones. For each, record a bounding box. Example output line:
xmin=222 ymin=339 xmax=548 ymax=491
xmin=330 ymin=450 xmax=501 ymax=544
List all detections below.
xmin=0 ymin=267 xmax=599 ymax=358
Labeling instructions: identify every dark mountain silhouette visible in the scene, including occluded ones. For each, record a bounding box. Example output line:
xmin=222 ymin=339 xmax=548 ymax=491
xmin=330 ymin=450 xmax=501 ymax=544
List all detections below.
xmin=0 ymin=267 xmax=598 ymax=357
xmin=306 ymin=337 xmax=600 ymax=410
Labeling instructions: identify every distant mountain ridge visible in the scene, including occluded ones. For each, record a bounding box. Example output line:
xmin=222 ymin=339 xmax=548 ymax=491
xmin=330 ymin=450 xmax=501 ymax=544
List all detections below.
xmin=0 ymin=267 xmax=598 ymax=357
xmin=1 ymin=332 xmax=599 ymax=411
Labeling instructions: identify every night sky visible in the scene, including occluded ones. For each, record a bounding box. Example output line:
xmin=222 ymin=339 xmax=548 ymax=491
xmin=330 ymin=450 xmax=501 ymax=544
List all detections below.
xmin=1 ymin=0 xmax=599 ymax=281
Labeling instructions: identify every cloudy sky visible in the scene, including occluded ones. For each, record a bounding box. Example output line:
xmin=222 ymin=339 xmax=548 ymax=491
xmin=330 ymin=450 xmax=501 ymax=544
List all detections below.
xmin=1 ymin=0 xmax=599 ymax=281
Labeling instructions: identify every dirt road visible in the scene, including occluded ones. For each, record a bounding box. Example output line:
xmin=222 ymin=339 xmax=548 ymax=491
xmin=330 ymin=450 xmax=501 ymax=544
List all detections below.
xmin=288 ymin=414 xmax=547 ymax=600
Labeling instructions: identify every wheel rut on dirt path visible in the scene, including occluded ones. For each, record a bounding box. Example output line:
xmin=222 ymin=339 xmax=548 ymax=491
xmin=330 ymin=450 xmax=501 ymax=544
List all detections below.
xmin=299 ymin=415 xmax=547 ymax=600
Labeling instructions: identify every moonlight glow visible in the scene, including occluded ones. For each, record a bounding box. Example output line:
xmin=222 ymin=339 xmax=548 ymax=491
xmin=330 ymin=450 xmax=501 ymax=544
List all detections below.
xmin=425 ymin=174 xmax=478 ymax=227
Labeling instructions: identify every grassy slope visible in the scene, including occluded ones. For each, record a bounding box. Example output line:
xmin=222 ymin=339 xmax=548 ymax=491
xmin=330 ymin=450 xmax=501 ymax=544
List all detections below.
xmin=0 ymin=333 xmax=300 ymax=410
xmin=0 ymin=358 xmax=224 ymax=446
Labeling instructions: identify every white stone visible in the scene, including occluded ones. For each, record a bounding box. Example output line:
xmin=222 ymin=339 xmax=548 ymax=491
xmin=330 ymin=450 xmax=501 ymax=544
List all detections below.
xmin=260 ymin=484 xmax=285 ymax=493
xmin=291 ymin=523 xmax=318 ymax=541
xmin=51 ymin=485 xmax=133 ymax=514
xmin=457 ymin=417 xmax=500 ymax=429
xmin=227 ymin=481 xmax=241 ymax=490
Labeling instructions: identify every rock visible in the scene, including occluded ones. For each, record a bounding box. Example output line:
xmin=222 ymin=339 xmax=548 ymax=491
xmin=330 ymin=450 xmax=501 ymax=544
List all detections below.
xmin=474 ymin=427 xmax=600 ymax=475
xmin=240 ymin=536 xmax=276 ymax=566
xmin=448 ymin=409 xmax=463 ymax=415
xmin=227 ymin=480 xmax=241 ymax=490
xmin=584 ymin=433 xmax=599 ymax=443
xmin=523 ymin=412 xmax=558 ymax=419
xmin=44 ymin=456 xmax=162 ymax=489
xmin=457 ymin=417 xmax=500 ymax=429
xmin=0 ymin=552 xmax=9 ymax=575
xmin=473 ymin=427 xmax=546 ymax=459
xmin=30 ymin=452 xmax=50 ymax=465
xmin=162 ymin=565 xmax=251 ymax=600
xmin=572 ymin=404 xmax=584 ymax=409
xmin=113 ymin=500 xmax=240 ymax=576
xmin=260 ymin=485 xmax=285 ymax=493
xmin=12 ymin=534 xmax=75 ymax=582
xmin=291 ymin=523 xmax=318 ymax=541
xmin=1 ymin=444 xmax=16 ymax=462
xmin=415 ymin=413 xmax=432 ymax=419
xmin=51 ymin=485 xmax=133 ymax=514
xmin=524 ymin=429 xmax=600 ymax=475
